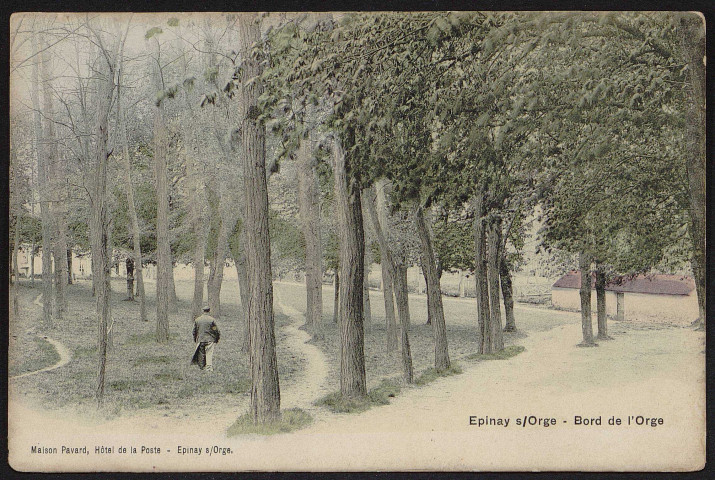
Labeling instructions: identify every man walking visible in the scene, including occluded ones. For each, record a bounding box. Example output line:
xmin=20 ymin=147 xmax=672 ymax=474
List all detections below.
xmin=191 ymin=306 xmax=221 ymax=372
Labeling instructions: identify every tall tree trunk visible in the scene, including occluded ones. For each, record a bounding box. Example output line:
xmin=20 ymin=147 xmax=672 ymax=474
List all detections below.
xmin=125 ymin=258 xmax=134 ymax=300
xmin=297 ymin=135 xmax=323 ymax=328
xmin=415 ymin=206 xmax=450 ymax=371
xmin=240 ymin=13 xmax=281 ymax=424
xmin=168 ymin=262 xmax=178 ymax=313
xmin=486 ymin=217 xmax=504 ymax=351
xmin=333 ymin=271 xmax=340 ymax=324
xmin=154 ymin=58 xmax=171 ymax=344
xmin=192 ymin=241 xmax=206 ymax=319
xmin=34 ymin=37 xmax=53 ymax=328
xmin=228 ymin=226 xmax=251 ymax=353
xmin=67 ymin=247 xmax=73 ymax=284
xmin=472 ymin=191 xmax=490 ymax=354
xmin=207 ymin=220 xmax=232 ymax=318
xmin=380 ymin=259 xmax=399 ymax=351
xmin=500 ymin=256 xmax=516 ymax=332
xmin=42 ymin=48 xmax=68 ymax=320
xmin=393 ymin=262 xmax=414 ymax=383
xmin=681 ymin=16 xmax=706 ymax=327
xmin=363 ymin=253 xmax=372 ymax=325
xmin=11 ymin=150 xmax=21 ymax=317
xmin=89 ymin=34 xmax=116 ymax=406
xmin=365 ymin=185 xmax=413 ymax=381
xmin=333 ymin=136 xmax=368 ymax=397
xmin=117 ymin=54 xmax=146 ymax=321
xmin=237 ymin=253 xmax=251 ymax=354
xmin=578 ymin=252 xmax=595 ymax=346
xmin=594 ymin=265 xmax=611 ymax=340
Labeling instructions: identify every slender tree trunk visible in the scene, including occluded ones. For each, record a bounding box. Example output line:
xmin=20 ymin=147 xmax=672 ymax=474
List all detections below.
xmin=472 ymin=192 xmax=490 ymax=353
xmin=118 ymin=56 xmax=146 ymax=321
xmin=415 ymin=206 xmax=450 ymax=370
xmin=34 ymin=37 xmax=53 ymax=328
xmin=579 ymin=252 xmax=595 ymax=346
xmin=333 ymin=271 xmax=340 ymax=324
xmin=297 ymin=135 xmax=323 ymax=328
xmin=365 ymin=185 xmax=412 ymax=382
xmin=595 ymin=265 xmax=611 ymax=340
xmin=154 ymin=67 xmax=171 ymax=344
xmin=681 ymin=16 xmax=706 ymax=327
xmin=12 ymin=153 xmax=21 ymax=317
xmin=380 ymin=260 xmax=399 ymax=351
xmin=486 ymin=217 xmax=504 ymax=351
xmin=500 ymin=256 xmax=516 ymax=332
xmin=393 ymin=262 xmax=414 ymax=383
xmin=207 ymin=220 xmax=232 ymax=318
xmin=228 ymin=226 xmax=251 ymax=353
xmin=192 ymin=242 xmax=206 ymax=319
xmin=67 ymin=247 xmax=73 ymax=284
xmin=240 ymin=13 xmax=281 ymax=423
xmin=363 ymin=253 xmax=372 ymax=324
xmin=168 ymin=262 xmax=178 ymax=313
xmin=237 ymin=252 xmax=251 ymax=354
xmin=89 ymin=36 xmax=116 ymax=406
xmin=42 ymin=51 xmax=68 ymax=319
xmin=333 ymin=136 xmax=367 ymax=397
xmin=125 ymin=258 xmax=134 ymax=300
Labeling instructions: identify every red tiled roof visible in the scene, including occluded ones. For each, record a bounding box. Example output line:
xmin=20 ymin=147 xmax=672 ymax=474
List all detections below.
xmin=552 ymin=271 xmax=695 ymax=296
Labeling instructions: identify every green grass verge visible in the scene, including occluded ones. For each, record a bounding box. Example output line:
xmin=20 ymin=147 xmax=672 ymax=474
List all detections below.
xmin=415 ymin=363 xmax=463 ymax=386
xmin=315 ymin=378 xmax=402 ymax=413
xmin=9 ymin=336 xmax=61 ymax=376
xmin=227 ymin=408 xmax=313 ymax=436
xmin=465 ymin=345 xmax=525 ymax=361
xmin=132 ymin=355 xmax=173 ymax=367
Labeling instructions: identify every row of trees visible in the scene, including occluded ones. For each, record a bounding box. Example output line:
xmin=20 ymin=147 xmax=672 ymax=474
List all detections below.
xmin=9 ymin=12 xmax=704 ymax=424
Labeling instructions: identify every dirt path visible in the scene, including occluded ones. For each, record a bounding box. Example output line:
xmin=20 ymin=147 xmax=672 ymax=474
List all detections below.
xmin=274 ymin=288 xmax=331 ymax=410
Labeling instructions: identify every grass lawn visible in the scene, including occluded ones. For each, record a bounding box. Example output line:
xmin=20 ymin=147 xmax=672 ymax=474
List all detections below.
xmin=8 ymin=335 xmax=61 ymax=377
xmin=10 ymin=278 xmax=300 ymax=417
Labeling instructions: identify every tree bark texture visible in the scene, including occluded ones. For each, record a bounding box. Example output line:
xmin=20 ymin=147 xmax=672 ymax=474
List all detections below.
xmin=594 ymin=265 xmax=610 ymax=340
xmin=363 ymin=248 xmax=372 ymax=325
xmin=415 ymin=206 xmax=450 ymax=370
xmin=89 ymin=40 xmax=116 ymax=406
xmin=380 ymin=259 xmax=399 ymax=351
xmin=393 ymin=262 xmax=415 ymax=383
xmin=67 ymin=247 xmax=73 ymax=284
xmin=486 ymin=217 xmax=504 ymax=351
xmin=579 ymin=252 xmax=595 ymax=346
xmin=35 ymin=39 xmax=54 ymax=328
xmin=366 ymin=186 xmax=414 ymax=383
xmin=41 ymin=46 xmax=68 ymax=320
xmin=11 ymin=150 xmax=21 ymax=317
xmin=154 ymin=78 xmax=171 ymax=343
xmin=333 ymin=271 xmax=340 ymax=324
xmin=240 ymin=13 xmax=281 ymax=423
xmin=500 ymin=256 xmax=516 ymax=332
xmin=333 ymin=137 xmax=368 ymax=397
xmin=472 ymin=192 xmax=491 ymax=353
xmin=681 ymin=16 xmax=706 ymax=326
xmin=207 ymin=219 xmax=233 ymax=318
xmin=297 ymin=135 xmax=323 ymax=328
xmin=118 ymin=57 xmax=146 ymax=321
xmin=126 ymin=258 xmax=135 ymax=300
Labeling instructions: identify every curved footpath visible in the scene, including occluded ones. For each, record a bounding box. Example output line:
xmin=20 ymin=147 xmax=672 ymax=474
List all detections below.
xmin=10 ymin=293 xmax=73 ymax=380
